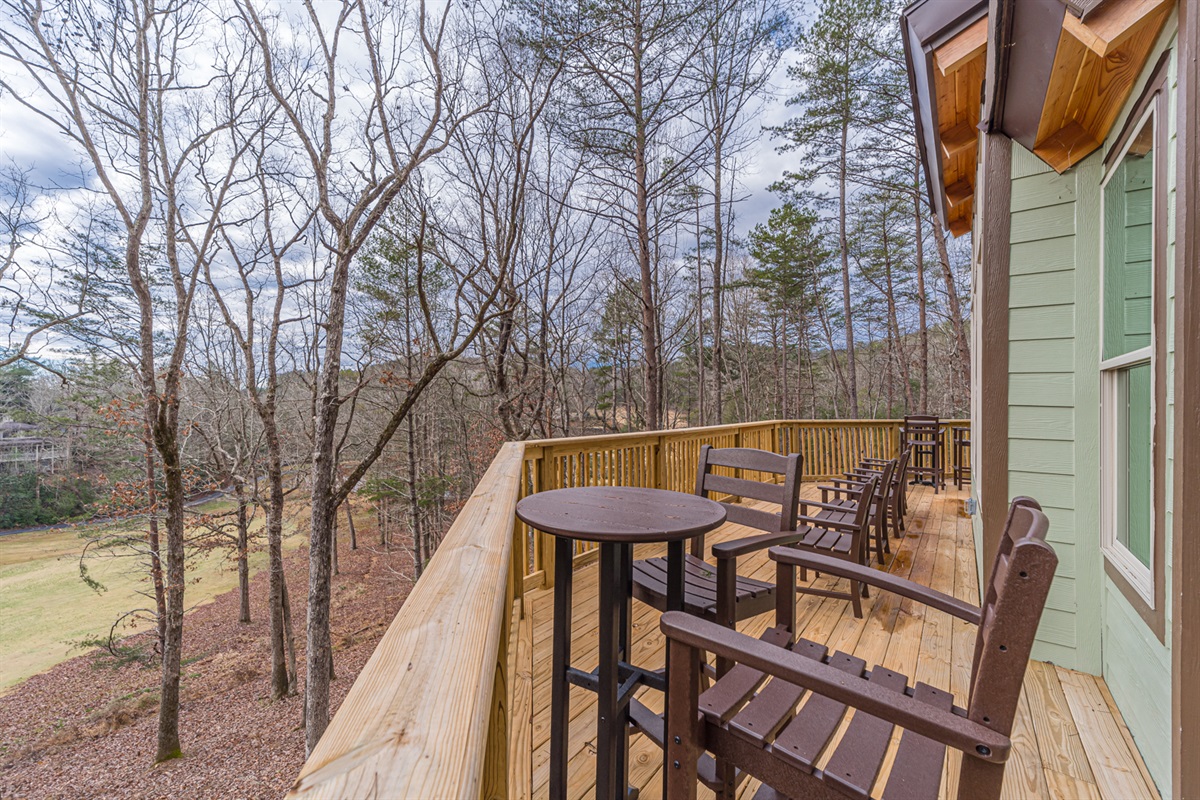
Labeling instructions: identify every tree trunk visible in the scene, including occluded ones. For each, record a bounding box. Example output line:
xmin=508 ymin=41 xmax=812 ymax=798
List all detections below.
xmin=331 ymin=509 xmax=339 ymax=577
xmin=263 ymin=415 xmax=291 ymax=699
xmin=932 ymin=220 xmax=970 ymax=410
xmin=914 ymin=154 xmax=930 ymax=412
xmin=695 ymin=201 xmax=705 ymax=427
xmin=711 ymin=138 xmax=725 ymax=426
xmin=407 ymin=412 xmax=423 ymax=577
xmin=281 ymin=571 xmax=297 ymax=695
xmin=636 ymin=152 xmax=660 ymax=430
xmin=154 ymin=423 xmax=186 ymax=763
xmin=236 ymin=489 xmax=250 ymax=624
xmin=142 ymin=428 xmax=166 ymax=654
xmin=346 ymin=500 xmax=357 ymax=551
xmin=305 ymin=244 xmax=354 ymax=752
xmin=838 ymin=122 xmax=859 ymax=416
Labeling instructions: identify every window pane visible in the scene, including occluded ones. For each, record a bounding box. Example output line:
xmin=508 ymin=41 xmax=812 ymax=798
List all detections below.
xmin=1116 ymin=361 xmax=1152 ymax=567
xmin=1103 ymin=117 xmax=1154 ymax=361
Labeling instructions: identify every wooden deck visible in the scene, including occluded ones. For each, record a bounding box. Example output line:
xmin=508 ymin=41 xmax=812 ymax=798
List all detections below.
xmin=513 ymin=483 xmax=1161 ymax=800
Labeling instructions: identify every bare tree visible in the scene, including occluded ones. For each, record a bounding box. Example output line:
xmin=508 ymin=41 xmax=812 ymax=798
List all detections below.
xmin=0 ymin=0 xmax=257 ymax=760
xmin=536 ymin=0 xmax=717 ymax=430
xmin=693 ymin=0 xmax=786 ymax=424
xmin=235 ymin=0 xmax=500 ymax=748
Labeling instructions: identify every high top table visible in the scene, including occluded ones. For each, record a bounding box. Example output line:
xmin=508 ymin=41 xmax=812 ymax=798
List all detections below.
xmin=516 ymin=486 xmax=727 ymax=800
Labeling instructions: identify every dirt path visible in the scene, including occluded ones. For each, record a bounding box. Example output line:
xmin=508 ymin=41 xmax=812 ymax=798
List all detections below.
xmin=0 ymin=524 xmax=417 ymax=800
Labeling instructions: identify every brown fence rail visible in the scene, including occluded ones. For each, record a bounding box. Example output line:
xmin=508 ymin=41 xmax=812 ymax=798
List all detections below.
xmin=286 ymin=418 xmax=968 ymax=800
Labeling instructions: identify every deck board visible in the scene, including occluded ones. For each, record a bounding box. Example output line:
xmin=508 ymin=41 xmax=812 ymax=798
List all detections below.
xmin=521 ymin=484 xmax=1160 ymax=800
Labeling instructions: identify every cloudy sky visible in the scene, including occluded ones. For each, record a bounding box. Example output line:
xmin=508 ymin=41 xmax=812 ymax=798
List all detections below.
xmin=0 ymin=30 xmax=804 ymax=243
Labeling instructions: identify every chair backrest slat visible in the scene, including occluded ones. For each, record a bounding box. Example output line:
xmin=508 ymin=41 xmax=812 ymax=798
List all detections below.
xmin=695 ymin=444 xmax=802 ymax=537
xmin=723 ymin=503 xmax=787 ymax=532
xmin=972 ymin=496 xmax=1042 ymax=673
xmin=703 ymin=446 xmax=792 ymax=473
xmin=703 ymin=473 xmax=787 ymax=507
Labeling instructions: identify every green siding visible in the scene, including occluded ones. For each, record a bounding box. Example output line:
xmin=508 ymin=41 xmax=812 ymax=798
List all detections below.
xmin=1005 ymin=144 xmax=1104 ymax=675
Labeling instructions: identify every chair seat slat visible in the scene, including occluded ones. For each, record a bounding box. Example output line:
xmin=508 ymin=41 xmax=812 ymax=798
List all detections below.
xmin=822 ymin=667 xmax=909 ymax=798
xmin=699 ymin=627 xmax=794 ymax=723
xmin=880 ymin=683 xmax=955 ymax=800
xmin=769 ymin=651 xmax=867 ymax=772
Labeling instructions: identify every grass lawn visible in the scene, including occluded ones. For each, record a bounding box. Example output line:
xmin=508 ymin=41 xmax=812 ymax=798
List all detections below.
xmin=0 ymin=502 xmax=308 ymax=693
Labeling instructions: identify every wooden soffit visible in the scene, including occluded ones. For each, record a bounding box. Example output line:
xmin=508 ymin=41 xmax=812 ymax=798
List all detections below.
xmin=933 ymin=14 xmax=989 ymax=237
xmin=1033 ymin=0 xmax=1174 ymax=172
xmin=902 ymin=0 xmax=989 ymax=239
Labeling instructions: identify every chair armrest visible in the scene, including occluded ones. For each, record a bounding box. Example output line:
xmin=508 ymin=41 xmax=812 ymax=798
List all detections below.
xmin=819 ymin=482 xmax=860 ymax=502
xmin=846 ymin=468 xmax=882 ymax=478
xmin=795 ymin=513 xmax=858 ymax=533
xmin=711 ymin=530 xmax=808 ymax=560
xmin=767 ymin=549 xmax=982 ymax=625
xmin=660 ymin=612 xmax=1009 ymax=763
xmin=861 ymin=458 xmax=891 ymax=466
xmin=800 ymin=498 xmax=862 ymax=513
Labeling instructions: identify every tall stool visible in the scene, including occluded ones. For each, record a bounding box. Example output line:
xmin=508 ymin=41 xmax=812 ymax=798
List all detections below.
xmin=902 ymin=414 xmax=944 ymax=493
xmin=953 ymin=425 xmax=971 ymax=489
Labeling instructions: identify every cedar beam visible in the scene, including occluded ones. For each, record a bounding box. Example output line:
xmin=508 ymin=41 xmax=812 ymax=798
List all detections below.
xmin=934 ymin=16 xmax=989 ymax=75
xmin=946 ymin=179 xmax=974 ymax=207
xmin=1062 ymin=0 xmax=1174 ymax=56
xmin=940 ymin=122 xmax=979 ymax=159
xmin=1034 ymin=121 xmax=1102 ymax=174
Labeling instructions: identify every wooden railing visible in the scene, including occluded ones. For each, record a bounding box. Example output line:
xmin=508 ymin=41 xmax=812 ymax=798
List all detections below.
xmin=286 ymin=418 xmax=968 ymax=799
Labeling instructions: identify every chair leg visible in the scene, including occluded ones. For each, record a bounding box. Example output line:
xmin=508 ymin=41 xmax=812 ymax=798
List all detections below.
xmin=957 ymin=756 xmax=1005 ymax=800
xmin=850 ymin=582 xmax=863 ymax=618
xmin=665 ymin=639 xmax=701 ymax=800
xmin=776 ymin=561 xmax=797 ymax=636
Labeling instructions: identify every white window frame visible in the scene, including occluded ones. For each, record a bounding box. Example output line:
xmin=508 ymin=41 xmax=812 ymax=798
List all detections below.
xmin=1098 ymin=103 xmax=1158 ymax=607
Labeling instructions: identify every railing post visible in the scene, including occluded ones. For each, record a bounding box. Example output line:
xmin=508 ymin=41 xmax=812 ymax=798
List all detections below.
xmin=538 ymin=451 xmax=556 ymax=589
xmin=653 ymin=434 xmax=666 ymax=490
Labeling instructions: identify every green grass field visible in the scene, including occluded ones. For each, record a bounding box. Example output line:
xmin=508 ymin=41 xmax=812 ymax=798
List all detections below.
xmin=0 ymin=504 xmax=306 ymax=693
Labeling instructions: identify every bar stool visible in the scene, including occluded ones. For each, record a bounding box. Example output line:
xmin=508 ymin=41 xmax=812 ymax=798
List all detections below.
xmin=902 ymin=414 xmax=944 ymax=493
xmin=953 ymin=426 xmax=971 ymax=489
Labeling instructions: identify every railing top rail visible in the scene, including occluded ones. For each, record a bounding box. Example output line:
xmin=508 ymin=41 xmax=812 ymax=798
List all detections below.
xmin=286 ymin=441 xmax=526 ymax=800
xmin=522 ymin=418 xmax=968 ymax=452
xmin=521 ymin=419 xmax=790 ymax=449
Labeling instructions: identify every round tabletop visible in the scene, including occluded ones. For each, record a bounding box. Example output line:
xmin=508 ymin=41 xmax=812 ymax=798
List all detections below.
xmin=516 ymin=486 xmax=727 ymax=544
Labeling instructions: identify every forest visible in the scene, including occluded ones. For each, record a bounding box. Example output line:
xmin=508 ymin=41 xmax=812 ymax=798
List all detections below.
xmin=0 ymin=0 xmax=970 ymax=781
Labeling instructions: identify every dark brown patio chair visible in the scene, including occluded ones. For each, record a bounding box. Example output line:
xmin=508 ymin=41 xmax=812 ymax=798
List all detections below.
xmin=854 ymin=446 xmax=913 ymax=526
xmin=816 ymin=457 xmax=897 ymax=565
xmin=661 ymin=497 xmax=1056 ymax=800
xmin=631 ymin=447 xmax=879 ymax=655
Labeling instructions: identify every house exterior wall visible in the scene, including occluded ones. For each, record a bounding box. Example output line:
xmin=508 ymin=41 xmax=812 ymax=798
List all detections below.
xmin=995 ymin=22 xmax=1179 ymax=794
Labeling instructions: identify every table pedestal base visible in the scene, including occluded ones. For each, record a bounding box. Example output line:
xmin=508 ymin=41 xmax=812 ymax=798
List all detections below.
xmin=548 ymin=537 xmax=684 ymax=800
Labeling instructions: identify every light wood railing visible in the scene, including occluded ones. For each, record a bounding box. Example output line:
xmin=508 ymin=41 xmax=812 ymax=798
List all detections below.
xmin=286 ymin=418 xmax=968 ymax=800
